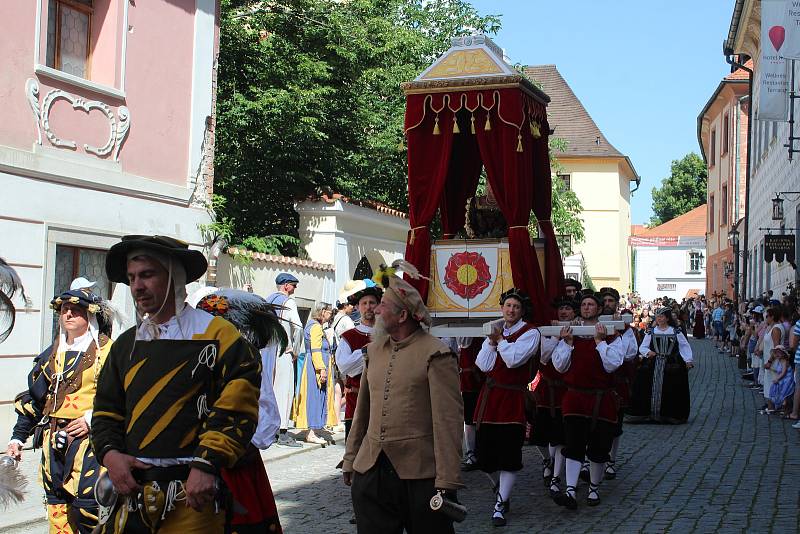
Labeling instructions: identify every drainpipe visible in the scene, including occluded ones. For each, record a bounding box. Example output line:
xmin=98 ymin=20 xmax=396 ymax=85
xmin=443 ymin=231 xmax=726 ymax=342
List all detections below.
xmin=726 ymin=51 xmax=751 ymax=302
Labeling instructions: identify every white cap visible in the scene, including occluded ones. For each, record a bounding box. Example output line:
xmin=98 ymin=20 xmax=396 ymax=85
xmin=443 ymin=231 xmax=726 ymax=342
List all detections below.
xmin=70 ymin=277 xmax=96 ymax=290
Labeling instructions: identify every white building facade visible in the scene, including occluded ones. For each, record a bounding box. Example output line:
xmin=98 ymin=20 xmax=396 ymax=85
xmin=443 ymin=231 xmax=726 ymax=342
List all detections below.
xmin=633 ymin=238 xmax=708 ymax=301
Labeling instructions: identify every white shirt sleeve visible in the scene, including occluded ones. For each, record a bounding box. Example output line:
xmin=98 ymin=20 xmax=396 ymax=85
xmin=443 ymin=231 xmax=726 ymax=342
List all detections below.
xmin=551 ymin=339 xmax=574 ymax=373
xmin=639 ymin=333 xmax=652 ymax=358
xmin=539 ymin=336 xmax=558 ymax=364
xmin=597 ymin=336 xmax=624 ymax=373
xmin=334 ymin=315 xmax=356 ymax=339
xmin=335 ymin=338 xmax=364 ymax=377
xmin=677 ymin=332 xmax=693 ymax=363
xmin=284 ymin=299 xmax=304 ymax=354
xmin=496 ymin=328 xmax=540 ymax=369
xmin=622 ymin=328 xmax=639 ymax=361
xmin=476 ymin=338 xmax=498 ymax=373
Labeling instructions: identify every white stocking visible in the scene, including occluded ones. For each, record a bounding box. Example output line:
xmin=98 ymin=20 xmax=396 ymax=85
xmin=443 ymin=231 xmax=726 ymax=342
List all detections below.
xmin=497 ymin=471 xmax=516 ymax=502
xmin=552 ymin=445 xmax=565 ymax=479
xmin=589 ymin=461 xmax=605 ymax=485
xmin=609 ymin=436 xmax=620 ymax=462
xmin=565 ymin=458 xmax=581 ymax=491
xmin=463 ymin=424 xmax=476 ymax=455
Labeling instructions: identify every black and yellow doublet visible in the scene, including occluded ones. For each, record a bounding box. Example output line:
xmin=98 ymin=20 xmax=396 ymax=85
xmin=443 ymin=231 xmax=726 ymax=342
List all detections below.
xmin=91 ymin=312 xmax=261 ymax=532
xmin=12 ymin=334 xmax=112 ymax=534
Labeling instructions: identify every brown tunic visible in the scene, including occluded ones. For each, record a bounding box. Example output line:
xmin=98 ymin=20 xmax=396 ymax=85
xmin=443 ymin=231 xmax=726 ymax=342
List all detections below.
xmin=342 ymin=328 xmax=463 ymax=490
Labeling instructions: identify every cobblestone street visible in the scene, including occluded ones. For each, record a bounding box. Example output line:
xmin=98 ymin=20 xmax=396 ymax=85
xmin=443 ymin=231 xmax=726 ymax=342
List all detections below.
xmin=4 ymin=338 xmax=800 ymax=533
xmin=269 ymin=337 xmax=800 ymax=533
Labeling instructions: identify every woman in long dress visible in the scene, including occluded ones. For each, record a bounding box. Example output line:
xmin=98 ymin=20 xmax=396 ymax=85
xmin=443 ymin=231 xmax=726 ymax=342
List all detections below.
xmin=628 ymin=307 xmax=693 ymax=424
xmin=294 ymin=303 xmax=335 ymax=444
xmin=692 ymin=299 xmax=705 ymax=339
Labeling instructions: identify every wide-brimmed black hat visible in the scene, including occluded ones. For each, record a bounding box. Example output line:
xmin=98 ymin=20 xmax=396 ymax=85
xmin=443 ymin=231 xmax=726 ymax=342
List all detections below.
xmin=579 ymin=292 xmax=603 ymax=307
xmin=564 ymin=278 xmax=582 ymax=291
xmin=598 ymin=286 xmax=620 ymax=301
xmin=347 ymin=286 xmax=383 ymax=306
xmin=106 ymin=235 xmax=208 ymax=284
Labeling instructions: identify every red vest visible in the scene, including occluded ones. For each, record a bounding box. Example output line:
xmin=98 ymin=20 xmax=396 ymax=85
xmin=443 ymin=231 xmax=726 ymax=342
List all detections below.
xmin=560 ymin=336 xmax=619 ymax=424
xmin=340 ymin=328 xmax=371 ymax=420
xmin=459 ymin=338 xmax=485 ymax=393
xmin=474 ymin=322 xmax=537 ymax=426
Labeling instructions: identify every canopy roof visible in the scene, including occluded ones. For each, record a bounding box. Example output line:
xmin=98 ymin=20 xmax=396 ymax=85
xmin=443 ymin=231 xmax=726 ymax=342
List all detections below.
xmin=401 ymin=35 xmax=550 ymax=105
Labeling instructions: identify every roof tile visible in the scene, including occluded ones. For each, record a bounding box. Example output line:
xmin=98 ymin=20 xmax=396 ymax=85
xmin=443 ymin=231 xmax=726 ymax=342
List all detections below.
xmin=635 ymin=204 xmax=707 ymax=238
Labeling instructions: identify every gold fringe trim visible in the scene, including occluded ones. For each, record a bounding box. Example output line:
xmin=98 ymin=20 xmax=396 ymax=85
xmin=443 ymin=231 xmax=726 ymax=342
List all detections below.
xmin=433 ymin=115 xmax=440 ymax=135
xmin=452 ymin=116 xmax=460 ymax=134
xmin=485 ymin=115 xmax=492 ymax=131
xmin=516 ymin=133 xmax=523 ymax=153
xmin=470 ymin=114 xmax=476 ymax=134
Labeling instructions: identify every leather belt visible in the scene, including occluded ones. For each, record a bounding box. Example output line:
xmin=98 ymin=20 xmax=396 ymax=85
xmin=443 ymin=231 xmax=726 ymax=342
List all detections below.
xmin=133 ymin=465 xmax=191 ymax=483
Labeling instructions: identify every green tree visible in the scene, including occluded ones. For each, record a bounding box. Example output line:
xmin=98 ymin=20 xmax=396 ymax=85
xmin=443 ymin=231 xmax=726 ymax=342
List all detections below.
xmin=547 ymin=137 xmax=585 ymax=256
xmin=649 ymin=152 xmax=707 ymax=226
xmin=215 ymin=0 xmax=499 ymax=254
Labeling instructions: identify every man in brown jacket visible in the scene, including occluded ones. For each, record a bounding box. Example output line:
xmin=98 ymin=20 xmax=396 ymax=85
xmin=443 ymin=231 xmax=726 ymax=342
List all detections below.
xmin=342 ymin=271 xmax=463 ymax=533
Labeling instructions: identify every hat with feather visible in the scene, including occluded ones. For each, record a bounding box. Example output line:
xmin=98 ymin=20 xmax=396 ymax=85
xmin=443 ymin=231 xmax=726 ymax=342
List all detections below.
xmin=195 ymin=288 xmax=288 ymax=352
xmin=372 ymin=259 xmax=431 ymax=326
xmin=0 ymin=257 xmax=29 ymax=344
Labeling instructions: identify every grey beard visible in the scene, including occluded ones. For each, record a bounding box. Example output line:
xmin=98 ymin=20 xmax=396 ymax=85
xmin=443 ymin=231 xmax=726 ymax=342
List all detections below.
xmin=372 ymin=317 xmax=389 ymax=343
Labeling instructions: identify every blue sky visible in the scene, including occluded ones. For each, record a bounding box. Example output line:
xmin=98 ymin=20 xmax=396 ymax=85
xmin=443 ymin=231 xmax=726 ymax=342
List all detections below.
xmin=468 ymin=0 xmax=734 ymax=224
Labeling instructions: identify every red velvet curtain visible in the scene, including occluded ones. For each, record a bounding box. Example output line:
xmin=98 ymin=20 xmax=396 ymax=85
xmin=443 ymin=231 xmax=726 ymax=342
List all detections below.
xmin=440 ymin=125 xmax=482 ymax=238
xmin=404 ymin=89 xmax=562 ymax=322
xmin=531 ymin=115 xmax=565 ymax=313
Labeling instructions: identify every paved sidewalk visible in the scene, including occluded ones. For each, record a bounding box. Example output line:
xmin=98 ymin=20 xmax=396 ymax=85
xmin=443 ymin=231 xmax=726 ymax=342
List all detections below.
xmin=5 ymin=339 xmax=800 ymax=533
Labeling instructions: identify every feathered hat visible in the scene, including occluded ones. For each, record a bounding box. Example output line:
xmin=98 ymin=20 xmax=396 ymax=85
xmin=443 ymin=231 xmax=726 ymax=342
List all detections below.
xmin=0 ymin=257 xmax=28 ymax=344
xmin=50 ymin=286 xmax=119 ymax=338
xmin=196 ymin=288 xmax=288 ymax=352
xmin=372 ymin=259 xmax=431 ymax=326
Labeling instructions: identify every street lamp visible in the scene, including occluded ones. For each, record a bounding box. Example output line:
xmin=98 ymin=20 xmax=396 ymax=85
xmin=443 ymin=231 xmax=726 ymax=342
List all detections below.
xmin=727 ymin=226 xmax=743 ymax=307
xmin=727 ymin=227 xmax=740 ymax=246
xmin=772 ymin=193 xmax=785 ymax=221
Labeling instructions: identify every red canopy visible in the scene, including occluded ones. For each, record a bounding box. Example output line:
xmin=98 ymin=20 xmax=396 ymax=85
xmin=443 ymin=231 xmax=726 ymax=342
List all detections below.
xmin=402 ymin=87 xmax=564 ymax=323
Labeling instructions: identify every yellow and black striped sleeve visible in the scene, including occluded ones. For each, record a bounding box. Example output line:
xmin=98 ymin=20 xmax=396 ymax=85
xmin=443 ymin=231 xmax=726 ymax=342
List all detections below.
xmin=191 ymin=318 xmax=261 ymax=473
xmin=91 ymin=328 xmax=133 ymax=465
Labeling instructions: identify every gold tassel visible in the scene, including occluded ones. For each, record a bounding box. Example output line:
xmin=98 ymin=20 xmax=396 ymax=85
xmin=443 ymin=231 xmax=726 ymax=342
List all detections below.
xmin=530 ymin=121 xmax=541 ymax=139
xmin=470 ymin=114 xmax=476 ymax=134
xmin=516 ymin=133 xmax=523 ymax=152
xmin=433 ymin=115 xmax=440 ymax=135
xmin=452 ymin=116 xmax=460 ymax=134
xmin=484 ymin=115 xmax=492 ymax=131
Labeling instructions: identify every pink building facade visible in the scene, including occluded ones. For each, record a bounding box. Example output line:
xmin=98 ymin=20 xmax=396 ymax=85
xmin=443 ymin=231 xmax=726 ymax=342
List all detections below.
xmin=698 ymin=63 xmax=750 ymax=300
xmin=0 ymin=0 xmax=219 ymax=429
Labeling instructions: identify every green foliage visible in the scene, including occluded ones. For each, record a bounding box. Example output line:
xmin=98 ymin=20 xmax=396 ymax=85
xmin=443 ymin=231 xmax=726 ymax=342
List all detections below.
xmin=215 ymin=0 xmax=499 ymax=255
xmin=649 ymin=152 xmax=707 ymax=226
xmin=240 ymin=235 xmax=302 ymax=256
xmin=543 ymin=137 xmax=585 ymax=256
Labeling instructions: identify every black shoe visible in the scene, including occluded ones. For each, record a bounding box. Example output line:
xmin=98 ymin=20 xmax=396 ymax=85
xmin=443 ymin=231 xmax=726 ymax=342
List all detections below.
xmin=554 ymin=486 xmax=577 ymax=510
xmin=461 ymin=452 xmax=479 ymax=472
xmin=604 ymin=461 xmax=616 ymax=480
xmin=548 ymin=476 xmax=562 ymax=499
xmin=587 ymin=483 xmax=601 ymax=506
xmin=492 ymin=499 xmax=509 ymax=527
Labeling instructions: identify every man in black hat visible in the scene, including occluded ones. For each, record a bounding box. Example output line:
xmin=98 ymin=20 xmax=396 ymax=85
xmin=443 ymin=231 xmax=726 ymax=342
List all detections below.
xmin=598 ymin=287 xmax=638 ymax=480
xmin=91 ymin=235 xmax=262 ymax=532
xmin=551 ymin=292 xmax=625 ymax=509
xmin=564 ymin=279 xmax=582 ymax=300
xmin=266 ymin=272 xmax=304 ymax=447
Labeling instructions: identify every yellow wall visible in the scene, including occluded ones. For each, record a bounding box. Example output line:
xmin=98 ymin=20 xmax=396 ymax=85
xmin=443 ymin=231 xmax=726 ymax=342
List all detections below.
xmin=557 ymin=157 xmax=634 ymax=292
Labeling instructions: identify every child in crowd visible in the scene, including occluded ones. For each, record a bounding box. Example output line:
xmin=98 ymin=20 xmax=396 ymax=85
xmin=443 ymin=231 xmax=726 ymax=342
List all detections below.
xmin=767 ymin=346 xmax=795 ymax=414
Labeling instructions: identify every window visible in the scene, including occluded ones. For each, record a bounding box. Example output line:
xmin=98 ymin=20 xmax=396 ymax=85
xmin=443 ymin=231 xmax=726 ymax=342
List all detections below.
xmin=721 ymin=185 xmax=728 ymax=225
xmin=46 ymin=0 xmax=93 ymax=79
xmin=557 ymin=174 xmax=571 ymax=191
xmin=709 ymin=194 xmax=715 ymax=229
xmin=710 ymin=128 xmax=716 ymax=166
xmin=53 ymin=244 xmax=111 ymax=336
xmin=687 ymin=250 xmax=704 ymax=273
xmin=722 ymin=112 xmax=730 ymax=155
